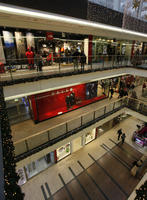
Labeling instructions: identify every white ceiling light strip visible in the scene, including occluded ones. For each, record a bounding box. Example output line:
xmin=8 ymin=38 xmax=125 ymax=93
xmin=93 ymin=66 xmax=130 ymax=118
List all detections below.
xmin=0 ymin=3 xmax=147 ymax=39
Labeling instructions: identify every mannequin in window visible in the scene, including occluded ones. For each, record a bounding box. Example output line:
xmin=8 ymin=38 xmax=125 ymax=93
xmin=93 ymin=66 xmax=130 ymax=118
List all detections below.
xmin=26 ymin=47 xmax=34 ymax=70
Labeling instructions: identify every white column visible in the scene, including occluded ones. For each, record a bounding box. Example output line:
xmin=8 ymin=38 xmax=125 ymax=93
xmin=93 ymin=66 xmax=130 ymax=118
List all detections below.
xmin=84 ymin=38 xmax=89 ymax=64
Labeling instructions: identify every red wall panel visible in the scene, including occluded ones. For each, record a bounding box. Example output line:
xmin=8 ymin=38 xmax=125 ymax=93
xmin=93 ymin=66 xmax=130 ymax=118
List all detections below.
xmin=29 ymin=83 xmax=105 ymax=122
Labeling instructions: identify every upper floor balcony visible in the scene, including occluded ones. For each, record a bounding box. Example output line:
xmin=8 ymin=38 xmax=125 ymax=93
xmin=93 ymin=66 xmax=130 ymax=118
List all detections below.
xmin=1 ymin=54 xmax=147 ymax=84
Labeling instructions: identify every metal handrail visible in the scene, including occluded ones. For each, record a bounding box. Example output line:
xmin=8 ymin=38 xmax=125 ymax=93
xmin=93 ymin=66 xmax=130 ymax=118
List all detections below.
xmin=14 ymin=97 xmax=146 ymax=146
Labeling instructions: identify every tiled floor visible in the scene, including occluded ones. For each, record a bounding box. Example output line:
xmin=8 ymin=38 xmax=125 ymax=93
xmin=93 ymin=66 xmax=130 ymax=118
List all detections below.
xmin=21 ymin=116 xmax=147 ymax=200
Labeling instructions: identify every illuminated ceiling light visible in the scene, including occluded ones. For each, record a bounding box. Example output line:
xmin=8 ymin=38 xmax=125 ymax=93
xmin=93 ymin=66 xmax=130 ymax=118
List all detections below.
xmin=0 ymin=3 xmax=147 ymax=39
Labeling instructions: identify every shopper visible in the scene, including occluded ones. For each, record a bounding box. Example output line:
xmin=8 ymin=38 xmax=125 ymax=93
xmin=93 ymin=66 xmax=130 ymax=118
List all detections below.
xmin=118 ymin=89 xmax=124 ymax=98
xmin=110 ymin=88 xmax=114 ymax=99
xmin=117 ymin=129 xmax=122 ymax=141
xmin=65 ymin=95 xmax=70 ymax=110
xmin=47 ymin=52 xmax=52 ymax=66
xmin=121 ymin=133 xmax=126 ymax=144
xmin=142 ymin=82 xmax=146 ymax=94
xmin=70 ymin=92 xmax=75 ymax=106
xmin=80 ymin=50 xmax=86 ymax=72
xmin=72 ymin=49 xmax=80 ymax=71
xmin=35 ymin=52 xmax=43 ymax=72
xmin=123 ymin=88 xmax=128 ymax=96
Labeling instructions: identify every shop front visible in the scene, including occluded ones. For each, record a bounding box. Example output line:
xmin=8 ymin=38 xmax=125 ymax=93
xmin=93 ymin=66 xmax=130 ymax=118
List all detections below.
xmin=85 ymin=129 xmax=96 ymax=144
xmin=17 ymin=151 xmax=55 ymax=185
xmin=25 ymin=152 xmax=55 ymax=179
xmin=6 ymin=97 xmax=31 ymax=125
xmin=56 ymin=143 xmax=71 ymax=161
xmin=29 ymin=81 xmax=108 ymax=123
xmin=0 ymin=28 xmax=86 ymax=70
xmin=92 ymin=36 xmax=136 ymax=64
xmin=96 ymin=113 xmax=129 ymax=138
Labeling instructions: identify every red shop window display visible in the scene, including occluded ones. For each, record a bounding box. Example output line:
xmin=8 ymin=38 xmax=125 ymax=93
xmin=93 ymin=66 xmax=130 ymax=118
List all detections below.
xmin=29 ymin=82 xmax=106 ymax=123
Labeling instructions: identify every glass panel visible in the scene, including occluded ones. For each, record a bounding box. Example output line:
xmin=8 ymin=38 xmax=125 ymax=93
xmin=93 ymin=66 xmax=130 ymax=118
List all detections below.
xmin=14 ymin=141 xmax=28 ymax=156
xmin=6 ymin=97 xmax=31 ymax=125
xmin=95 ymin=107 xmax=105 ymax=118
xmin=105 ymin=102 xmax=114 ymax=113
xmin=27 ymin=132 xmax=48 ymax=150
xmin=114 ymin=100 xmax=122 ymax=109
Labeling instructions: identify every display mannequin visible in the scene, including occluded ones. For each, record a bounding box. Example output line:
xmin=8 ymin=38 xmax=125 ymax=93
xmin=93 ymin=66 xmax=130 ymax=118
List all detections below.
xmin=26 ymin=47 xmax=34 ymax=69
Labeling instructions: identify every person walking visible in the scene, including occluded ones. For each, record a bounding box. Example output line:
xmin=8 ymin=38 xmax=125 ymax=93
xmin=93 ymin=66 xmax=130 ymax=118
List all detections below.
xmin=35 ymin=52 xmax=43 ymax=72
xmin=65 ymin=95 xmax=70 ymax=110
xmin=80 ymin=50 xmax=86 ymax=72
xmin=121 ymin=133 xmax=126 ymax=144
xmin=117 ymin=129 xmax=122 ymax=140
xmin=110 ymin=88 xmax=114 ymax=99
xmin=72 ymin=49 xmax=80 ymax=71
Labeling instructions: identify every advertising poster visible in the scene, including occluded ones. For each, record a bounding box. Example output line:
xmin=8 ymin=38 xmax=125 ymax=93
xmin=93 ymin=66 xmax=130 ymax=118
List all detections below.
xmin=86 ymin=81 xmax=98 ymax=99
xmin=0 ymin=34 xmax=6 ymax=63
xmin=3 ymin=31 xmax=16 ymax=60
xmin=15 ymin=32 xmax=26 ymax=59
xmin=17 ymin=168 xmax=27 ymax=186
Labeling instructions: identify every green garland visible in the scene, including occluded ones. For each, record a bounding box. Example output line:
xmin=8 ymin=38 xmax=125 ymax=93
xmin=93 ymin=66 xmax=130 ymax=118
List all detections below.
xmin=0 ymin=86 xmax=24 ymax=200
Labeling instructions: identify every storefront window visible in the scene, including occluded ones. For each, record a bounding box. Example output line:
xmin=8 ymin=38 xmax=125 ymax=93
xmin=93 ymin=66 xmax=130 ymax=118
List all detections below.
xmin=85 ymin=129 xmax=96 ymax=144
xmin=56 ymin=143 xmax=71 ymax=161
xmin=97 ymin=114 xmax=129 ymax=137
xmin=25 ymin=152 xmax=54 ymax=179
xmin=30 ymin=81 xmax=108 ymax=122
xmin=98 ymin=79 xmax=110 ymax=97
xmin=6 ymin=97 xmax=31 ymax=125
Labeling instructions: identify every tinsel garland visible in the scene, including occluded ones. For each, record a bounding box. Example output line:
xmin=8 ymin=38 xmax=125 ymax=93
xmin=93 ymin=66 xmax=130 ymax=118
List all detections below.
xmin=0 ymin=85 xmax=25 ymax=200
xmin=135 ymin=180 xmax=147 ymax=199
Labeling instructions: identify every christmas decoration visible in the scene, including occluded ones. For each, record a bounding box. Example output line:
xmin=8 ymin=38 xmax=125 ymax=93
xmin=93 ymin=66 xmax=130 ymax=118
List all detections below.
xmin=0 ymin=86 xmax=25 ymax=200
xmin=132 ymin=0 xmax=141 ymax=10
xmin=135 ymin=180 xmax=147 ymax=199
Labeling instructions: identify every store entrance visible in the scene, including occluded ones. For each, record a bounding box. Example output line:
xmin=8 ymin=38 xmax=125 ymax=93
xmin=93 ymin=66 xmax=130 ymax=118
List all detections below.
xmin=24 ymin=152 xmax=55 ymax=179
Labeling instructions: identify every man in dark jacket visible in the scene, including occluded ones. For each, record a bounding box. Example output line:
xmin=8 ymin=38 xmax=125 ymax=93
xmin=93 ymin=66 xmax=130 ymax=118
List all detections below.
xmin=35 ymin=52 xmax=43 ymax=72
xmin=66 ymin=95 xmax=70 ymax=110
xmin=72 ymin=49 xmax=80 ymax=71
xmin=110 ymin=88 xmax=114 ymax=99
xmin=80 ymin=51 xmax=86 ymax=72
xmin=121 ymin=133 xmax=126 ymax=144
xmin=117 ymin=129 xmax=122 ymax=140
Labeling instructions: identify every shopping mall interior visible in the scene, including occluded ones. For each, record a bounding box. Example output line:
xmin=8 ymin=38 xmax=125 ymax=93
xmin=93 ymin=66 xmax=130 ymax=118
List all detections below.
xmin=0 ymin=1 xmax=147 ymax=200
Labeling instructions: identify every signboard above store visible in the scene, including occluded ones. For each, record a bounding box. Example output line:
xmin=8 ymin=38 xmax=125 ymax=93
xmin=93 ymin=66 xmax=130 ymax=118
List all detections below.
xmin=46 ymin=32 xmax=54 ymax=40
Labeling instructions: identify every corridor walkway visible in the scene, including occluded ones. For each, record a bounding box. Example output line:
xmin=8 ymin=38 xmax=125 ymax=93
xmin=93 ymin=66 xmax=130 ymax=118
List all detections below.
xmin=21 ymin=116 xmax=147 ymax=200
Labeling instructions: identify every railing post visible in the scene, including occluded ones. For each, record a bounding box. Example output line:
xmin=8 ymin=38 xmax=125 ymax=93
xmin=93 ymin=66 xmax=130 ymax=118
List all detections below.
xmin=66 ymin=122 xmax=68 ymax=133
xmin=113 ymin=102 xmax=115 ymax=110
xmin=48 ymin=130 xmax=50 ymax=141
xmin=9 ymin=65 xmax=13 ymax=81
xmin=93 ymin=111 xmax=95 ymax=120
xmin=59 ymin=57 xmax=61 ymax=73
xmin=102 ymin=55 xmax=104 ymax=68
xmin=25 ymin=140 xmax=29 ymax=152
xmin=104 ymin=106 xmax=106 ymax=115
